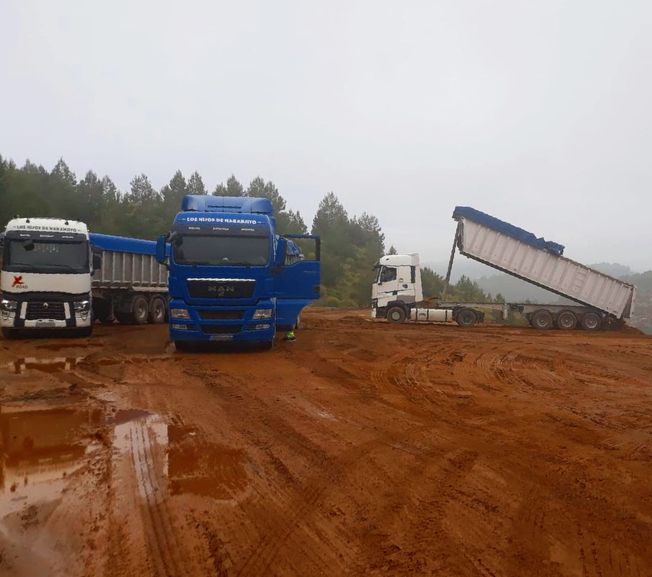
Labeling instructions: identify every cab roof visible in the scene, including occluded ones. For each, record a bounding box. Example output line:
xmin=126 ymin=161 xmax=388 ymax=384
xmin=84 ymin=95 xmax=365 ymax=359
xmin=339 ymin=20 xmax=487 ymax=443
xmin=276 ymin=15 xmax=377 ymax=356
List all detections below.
xmin=4 ymin=217 xmax=88 ymax=237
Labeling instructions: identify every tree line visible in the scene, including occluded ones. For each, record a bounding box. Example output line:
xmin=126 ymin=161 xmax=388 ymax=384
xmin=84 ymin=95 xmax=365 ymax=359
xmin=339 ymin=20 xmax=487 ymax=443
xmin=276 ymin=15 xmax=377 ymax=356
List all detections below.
xmin=0 ymin=155 xmax=495 ymax=307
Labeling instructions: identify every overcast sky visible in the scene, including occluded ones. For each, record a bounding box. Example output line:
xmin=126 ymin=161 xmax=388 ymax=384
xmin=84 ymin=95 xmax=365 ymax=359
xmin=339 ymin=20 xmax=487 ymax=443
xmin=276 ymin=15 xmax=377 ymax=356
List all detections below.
xmin=1 ymin=0 xmax=651 ymax=271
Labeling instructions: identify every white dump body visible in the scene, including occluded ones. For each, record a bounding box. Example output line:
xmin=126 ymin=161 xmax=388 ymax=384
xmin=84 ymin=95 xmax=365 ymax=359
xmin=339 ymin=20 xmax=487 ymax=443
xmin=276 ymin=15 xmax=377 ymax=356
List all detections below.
xmin=92 ymin=250 xmax=167 ymax=292
xmin=457 ymin=218 xmax=636 ymax=319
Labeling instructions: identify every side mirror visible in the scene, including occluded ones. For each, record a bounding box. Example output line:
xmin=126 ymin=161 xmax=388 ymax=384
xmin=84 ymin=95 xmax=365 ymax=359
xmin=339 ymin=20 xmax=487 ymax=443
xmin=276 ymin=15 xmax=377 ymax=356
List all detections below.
xmin=274 ymin=237 xmax=287 ymax=268
xmin=92 ymin=253 xmax=102 ymax=272
xmin=156 ymin=235 xmax=169 ymax=267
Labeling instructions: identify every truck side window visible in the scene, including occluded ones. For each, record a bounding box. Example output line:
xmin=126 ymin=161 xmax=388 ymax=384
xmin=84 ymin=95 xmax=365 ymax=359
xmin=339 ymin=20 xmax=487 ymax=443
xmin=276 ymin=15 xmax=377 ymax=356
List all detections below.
xmin=380 ymin=266 xmax=397 ymax=283
xmin=411 ymin=266 xmax=416 ymax=284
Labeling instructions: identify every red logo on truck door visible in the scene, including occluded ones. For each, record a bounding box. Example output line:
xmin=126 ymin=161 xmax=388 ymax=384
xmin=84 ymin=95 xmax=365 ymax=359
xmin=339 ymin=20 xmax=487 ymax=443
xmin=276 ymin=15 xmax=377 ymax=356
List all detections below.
xmin=12 ymin=275 xmax=24 ymax=287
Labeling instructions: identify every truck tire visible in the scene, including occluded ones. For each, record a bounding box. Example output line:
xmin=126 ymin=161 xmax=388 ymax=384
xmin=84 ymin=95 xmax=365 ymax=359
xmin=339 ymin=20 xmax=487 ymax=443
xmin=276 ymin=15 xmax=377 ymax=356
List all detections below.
xmin=130 ymin=295 xmax=150 ymax=325
xmin=175 ymin=340 xmax=194 ymax=352
xmin=73 ymin=326 xmax=93 ymax=338
xmin=456 ymin=308 xmax=477 ymax=327
xmin=581 ymin=312 xmax=602 ymax=331
xmin=94 ymin=299 xmax=114 ymax=324
xmin=114 ymin=312 xmax=131 ymax=325
xmin=386 ymin=306 xmax=406 ymax=323
xmin=1 ymin=328 xmax=19 ymax=340
xmin=531 ymin=309 xmax=553 ymax=330
xmin=260 ymin=340 xmax=274 ymax=351
xmin=149 ymin=296 xmax=167 ymax=324
xmin=556 ymin=310 xmax=577 ymax=330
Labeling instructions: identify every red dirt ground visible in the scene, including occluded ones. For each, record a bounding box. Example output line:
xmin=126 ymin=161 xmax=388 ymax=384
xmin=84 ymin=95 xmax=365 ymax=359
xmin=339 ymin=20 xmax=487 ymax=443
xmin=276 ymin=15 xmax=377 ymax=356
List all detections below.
xmin=0 ymin=308 xmax=651 ymax=577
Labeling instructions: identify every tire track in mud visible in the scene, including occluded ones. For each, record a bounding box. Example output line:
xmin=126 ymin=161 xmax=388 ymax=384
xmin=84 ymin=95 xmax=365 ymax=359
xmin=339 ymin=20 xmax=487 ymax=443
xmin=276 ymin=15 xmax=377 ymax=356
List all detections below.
xmin=112 ymin=415 xmax=191 ymax=577
xmin=351 ymin=446 xmax=481 ymax=576
xmin=233 ymin=420 xmax=461 ymax=577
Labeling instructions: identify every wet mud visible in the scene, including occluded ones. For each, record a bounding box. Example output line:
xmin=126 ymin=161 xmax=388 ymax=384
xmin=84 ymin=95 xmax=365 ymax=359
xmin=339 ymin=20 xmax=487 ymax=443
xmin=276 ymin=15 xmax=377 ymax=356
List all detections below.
xmin=0 ymin=310 xmax=651 ymax=576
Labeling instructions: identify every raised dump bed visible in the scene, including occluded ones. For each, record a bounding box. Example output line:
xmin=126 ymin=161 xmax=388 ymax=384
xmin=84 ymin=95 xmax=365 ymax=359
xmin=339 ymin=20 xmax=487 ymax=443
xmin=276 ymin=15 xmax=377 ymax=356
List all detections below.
xmin=452 ymin=207 xmax=636 ymax=321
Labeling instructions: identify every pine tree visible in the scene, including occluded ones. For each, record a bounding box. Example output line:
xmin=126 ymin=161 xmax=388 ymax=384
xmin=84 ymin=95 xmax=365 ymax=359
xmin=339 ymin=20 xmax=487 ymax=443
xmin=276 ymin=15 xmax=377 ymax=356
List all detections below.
xmin=161 ymin=170 xmax=188 ymax=222
xmin=213 ymin=175 xmax=244 ymax=196
xmin=187 ymin=171 xmax=206 ymax=195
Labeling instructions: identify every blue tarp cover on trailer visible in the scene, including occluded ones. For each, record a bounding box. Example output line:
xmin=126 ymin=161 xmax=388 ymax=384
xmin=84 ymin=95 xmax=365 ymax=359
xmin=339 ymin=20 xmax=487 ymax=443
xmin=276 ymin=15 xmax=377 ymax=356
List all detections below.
xmin=452 ymin=206 xmax=565 ymax=256
xmin=90 ymin=233 xmax=158 ymax=256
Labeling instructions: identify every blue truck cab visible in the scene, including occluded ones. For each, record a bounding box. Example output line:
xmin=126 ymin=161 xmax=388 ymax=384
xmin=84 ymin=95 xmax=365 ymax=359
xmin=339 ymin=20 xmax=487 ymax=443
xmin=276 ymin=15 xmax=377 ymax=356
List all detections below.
xmin=156 ymin=195 xmax=320 ymax=349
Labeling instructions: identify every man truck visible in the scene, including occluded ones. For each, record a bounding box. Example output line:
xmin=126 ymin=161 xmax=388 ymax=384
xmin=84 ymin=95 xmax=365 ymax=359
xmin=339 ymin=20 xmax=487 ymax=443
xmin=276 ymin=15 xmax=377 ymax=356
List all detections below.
xmin=372 ymin=206 xmax=636 ymax=331
xmin=0 ymin=217 xmax=168 ymax=338
xmin=156 ymin=195 xmax=320 ymax=349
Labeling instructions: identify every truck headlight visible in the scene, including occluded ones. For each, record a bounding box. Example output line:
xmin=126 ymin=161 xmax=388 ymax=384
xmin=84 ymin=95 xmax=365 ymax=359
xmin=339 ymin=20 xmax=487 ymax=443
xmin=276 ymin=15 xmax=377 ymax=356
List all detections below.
xmin=255 ymin=323 xmax=272 ymax=330
xmin=74 ymin=300 xmax=91 ymax=312
xmin=170 ymin=308 xmax=190 ymax=320
xmin=0 ymin=300 xmax=17 ymax=312
xmin=253 ymin=308 xmax=273 ymax=319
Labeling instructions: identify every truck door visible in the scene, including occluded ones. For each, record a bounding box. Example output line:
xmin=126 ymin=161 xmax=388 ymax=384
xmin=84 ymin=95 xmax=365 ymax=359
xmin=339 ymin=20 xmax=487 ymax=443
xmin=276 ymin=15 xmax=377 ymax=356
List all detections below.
xmin=274 ymin=235 xmax=320 ymax=329
xmin=377 ymin=266 xmax=400 ymax=299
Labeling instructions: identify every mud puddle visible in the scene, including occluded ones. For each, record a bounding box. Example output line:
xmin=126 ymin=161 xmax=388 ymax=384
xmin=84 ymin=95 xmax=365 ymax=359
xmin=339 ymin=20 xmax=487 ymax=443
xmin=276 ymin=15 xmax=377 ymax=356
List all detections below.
xmin=0 ymin=401 xmax=103 ymax=516
xmin=111 ymin=410 xmax=249 ymax=502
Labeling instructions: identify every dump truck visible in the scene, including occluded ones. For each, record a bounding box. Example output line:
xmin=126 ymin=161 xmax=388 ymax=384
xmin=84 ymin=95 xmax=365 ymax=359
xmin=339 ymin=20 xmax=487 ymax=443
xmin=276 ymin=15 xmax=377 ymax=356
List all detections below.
xmin=372 ymin=207 xmax=636 ymax=330
xmin=0 ymin=218 xmax=168 ymax=338
xmin=0 ymin=218 xmax=98 ymax=337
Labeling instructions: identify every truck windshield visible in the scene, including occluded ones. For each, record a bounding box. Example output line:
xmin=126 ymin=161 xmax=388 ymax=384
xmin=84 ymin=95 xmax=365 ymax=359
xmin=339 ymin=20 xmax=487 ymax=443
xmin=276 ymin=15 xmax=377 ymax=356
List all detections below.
xmin=173 ymin=235 xmax=270 ymax=266
xmin=4 ymin=239 xmax=89 ymax=273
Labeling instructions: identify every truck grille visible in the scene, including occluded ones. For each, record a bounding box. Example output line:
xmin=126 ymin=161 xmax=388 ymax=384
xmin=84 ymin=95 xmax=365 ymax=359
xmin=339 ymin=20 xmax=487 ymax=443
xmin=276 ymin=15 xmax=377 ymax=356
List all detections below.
xmin=187 ymin=280 xmax=255 ymax=299
xmin=199 ymin=310 xmax=244 ymax=320
xmin=201 ymin=324 xmax=242 ymax=334
xmin=26 ymin=301 xmax=66 ymax=320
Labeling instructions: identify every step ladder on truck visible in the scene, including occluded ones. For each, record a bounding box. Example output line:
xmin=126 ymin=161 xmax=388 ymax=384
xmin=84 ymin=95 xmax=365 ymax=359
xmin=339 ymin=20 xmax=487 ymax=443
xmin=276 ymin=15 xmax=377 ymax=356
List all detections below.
xmin=371 ymin=207 xmax=636 ymax=331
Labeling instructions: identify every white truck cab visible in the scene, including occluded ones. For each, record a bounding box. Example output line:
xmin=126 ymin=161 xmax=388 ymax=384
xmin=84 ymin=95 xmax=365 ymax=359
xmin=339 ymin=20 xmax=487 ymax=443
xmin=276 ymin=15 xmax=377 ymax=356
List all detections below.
xmin=372 ymin=253 xmax=470 ymax=325
xmin=372 ymin=253 xmax=423 ymax=311
xmin=0 ymin=218 xmax=99 ymax=338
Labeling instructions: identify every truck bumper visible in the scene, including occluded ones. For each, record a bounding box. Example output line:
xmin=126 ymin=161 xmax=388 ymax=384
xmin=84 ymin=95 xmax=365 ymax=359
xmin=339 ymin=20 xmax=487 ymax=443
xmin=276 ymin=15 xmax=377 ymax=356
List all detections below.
xmin=169 ymin=325 xmax=276 ymax=344
xmin=168 ymin=300 xmax=276 ymax=344
xmin=1 ymin=297 xmax=92 ymax=330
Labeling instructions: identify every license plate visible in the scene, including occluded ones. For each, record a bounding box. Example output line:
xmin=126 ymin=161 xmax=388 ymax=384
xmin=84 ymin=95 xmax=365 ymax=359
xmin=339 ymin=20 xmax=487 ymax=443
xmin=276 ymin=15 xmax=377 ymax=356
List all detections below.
xmin=209 ymin=334 xmax=234 ymax=341
xmin=35 ymin=320 xmax=56 ymax=328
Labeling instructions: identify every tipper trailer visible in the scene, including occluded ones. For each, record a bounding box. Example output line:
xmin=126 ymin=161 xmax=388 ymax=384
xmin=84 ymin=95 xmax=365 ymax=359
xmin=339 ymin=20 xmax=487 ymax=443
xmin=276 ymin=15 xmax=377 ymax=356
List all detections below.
xmin=90 ymin=233 xmax=168 ymax=325
xmin=372 ymin=207 xmax=636 ymax=331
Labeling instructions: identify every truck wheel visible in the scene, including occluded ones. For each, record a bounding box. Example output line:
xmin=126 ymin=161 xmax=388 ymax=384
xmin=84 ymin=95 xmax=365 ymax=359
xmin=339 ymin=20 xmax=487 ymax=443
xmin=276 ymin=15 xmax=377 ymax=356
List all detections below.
xmin=149 ymin=296 xmax=167 ymax=324
xmin=581 ymin=312 xmax=602 ymax=331
xmin=1 ymin=328 xmax=19 ymax=340
xmin=74 ymin=326 xmax=93 ymax=338
xmin=175 ymin=340 xmax=194 ymax=352
xmin=531 ymin=309 xmax=553 ymax=330
xmin=115 ymin=312 xmax=131 ymax=325
xmin=556 ymin=310 xmax=577 ymax=330
xmin=94 ymin=300 xmax=114 ymax=324
xmin=386 ymin=306 xmax=406 ymax=323
xmin=131 ymin=295 xmax=150 ymax=325
xmin=456 ymin=308 xmax=477 ymax=327
xmin=260 ymin=340 xmax=274 ymax=351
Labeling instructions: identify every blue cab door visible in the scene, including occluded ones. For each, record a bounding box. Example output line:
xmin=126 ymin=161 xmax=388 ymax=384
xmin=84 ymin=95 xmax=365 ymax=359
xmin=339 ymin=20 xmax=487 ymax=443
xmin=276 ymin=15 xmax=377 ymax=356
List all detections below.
xmin=274 ymin=234 xmax=320 ymax=329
